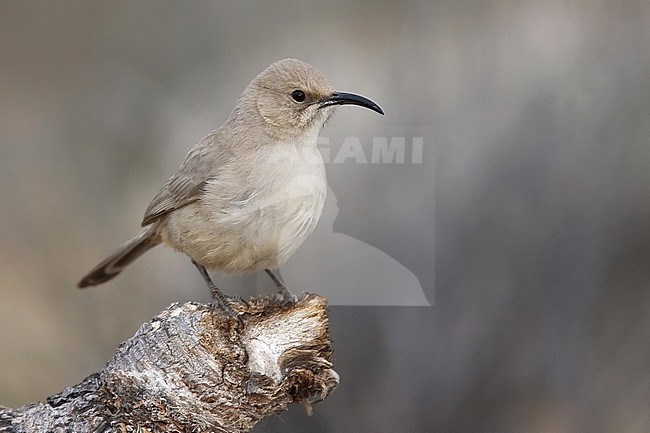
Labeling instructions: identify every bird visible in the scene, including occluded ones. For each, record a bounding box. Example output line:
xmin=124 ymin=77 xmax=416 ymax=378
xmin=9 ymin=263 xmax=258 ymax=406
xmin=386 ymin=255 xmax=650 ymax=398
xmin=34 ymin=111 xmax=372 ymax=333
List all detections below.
xmin=77 ymin=58 xmax=384 ymax=318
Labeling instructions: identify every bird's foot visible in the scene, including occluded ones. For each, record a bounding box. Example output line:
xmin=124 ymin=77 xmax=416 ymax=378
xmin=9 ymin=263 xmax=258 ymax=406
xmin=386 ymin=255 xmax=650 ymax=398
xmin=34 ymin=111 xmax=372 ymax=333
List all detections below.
xmin=209 ymin=287 xmax=244 ymax=327
xmin=274 ymin=283 xmax=298 ymax=305
xmin=193 ymin=260 xmax=243 ymax=326
xmin=265 ymin=268 xmax=297 ymax=305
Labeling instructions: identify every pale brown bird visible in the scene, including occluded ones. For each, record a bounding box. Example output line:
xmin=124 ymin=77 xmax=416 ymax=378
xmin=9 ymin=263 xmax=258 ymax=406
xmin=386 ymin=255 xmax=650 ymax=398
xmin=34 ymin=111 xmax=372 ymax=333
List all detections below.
xmin=78 ymin=58 xmax=383 ymax=317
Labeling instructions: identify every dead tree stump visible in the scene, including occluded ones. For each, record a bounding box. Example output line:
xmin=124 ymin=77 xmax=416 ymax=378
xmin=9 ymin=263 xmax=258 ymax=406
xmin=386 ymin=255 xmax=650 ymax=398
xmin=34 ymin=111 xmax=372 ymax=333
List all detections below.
xmin=0 ymin=294 xmax=337 ymax=433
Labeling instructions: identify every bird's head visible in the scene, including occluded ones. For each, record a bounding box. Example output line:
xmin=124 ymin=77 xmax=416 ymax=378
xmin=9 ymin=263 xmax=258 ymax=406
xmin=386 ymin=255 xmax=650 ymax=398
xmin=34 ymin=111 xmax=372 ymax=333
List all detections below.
xmin=238 ymin=58 xmax=383 ymax=139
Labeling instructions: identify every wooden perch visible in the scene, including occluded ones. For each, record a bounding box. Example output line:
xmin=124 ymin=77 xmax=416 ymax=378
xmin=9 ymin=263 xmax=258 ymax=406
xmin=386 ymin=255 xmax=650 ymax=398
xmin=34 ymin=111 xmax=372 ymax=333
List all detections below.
xmin=0 ymin=294 xmax=338 ymax=433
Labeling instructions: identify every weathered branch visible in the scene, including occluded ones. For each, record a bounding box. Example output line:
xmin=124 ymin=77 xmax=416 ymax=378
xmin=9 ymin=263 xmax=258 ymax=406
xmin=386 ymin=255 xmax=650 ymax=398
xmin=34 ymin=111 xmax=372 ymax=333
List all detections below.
xmin=0 ymin=294 xmax=337 ymax=433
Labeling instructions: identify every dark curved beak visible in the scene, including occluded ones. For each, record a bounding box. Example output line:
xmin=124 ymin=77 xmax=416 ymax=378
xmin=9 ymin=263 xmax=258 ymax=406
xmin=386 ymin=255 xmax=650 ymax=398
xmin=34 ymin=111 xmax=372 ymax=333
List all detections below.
xmin=318 ymin=91 xmax=384 ymax=115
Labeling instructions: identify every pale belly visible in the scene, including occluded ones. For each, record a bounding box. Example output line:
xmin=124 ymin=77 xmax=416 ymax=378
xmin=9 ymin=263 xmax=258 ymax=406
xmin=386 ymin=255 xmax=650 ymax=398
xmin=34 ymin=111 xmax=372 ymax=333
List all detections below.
xmin=161 ymin=145 xmax=327 ymax=273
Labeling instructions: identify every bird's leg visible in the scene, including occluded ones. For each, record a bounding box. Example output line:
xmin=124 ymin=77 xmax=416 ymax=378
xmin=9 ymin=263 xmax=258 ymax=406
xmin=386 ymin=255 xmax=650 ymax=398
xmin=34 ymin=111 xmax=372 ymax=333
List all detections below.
xmin=192 ymin=260 xmax=241 ymax=323
xmin=265 ymin=268 xmax=297 ymax=303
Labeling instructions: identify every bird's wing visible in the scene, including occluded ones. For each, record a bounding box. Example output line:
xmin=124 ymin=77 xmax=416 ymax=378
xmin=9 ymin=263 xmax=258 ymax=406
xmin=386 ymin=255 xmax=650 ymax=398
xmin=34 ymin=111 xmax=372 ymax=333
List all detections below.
xmin=142 ymin=142 xmax=219 ymax=226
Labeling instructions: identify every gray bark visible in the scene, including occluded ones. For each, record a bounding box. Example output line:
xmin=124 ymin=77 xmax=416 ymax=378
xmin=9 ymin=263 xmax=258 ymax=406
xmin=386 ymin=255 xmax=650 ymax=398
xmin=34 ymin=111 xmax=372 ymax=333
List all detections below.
xmin=0 ymin=294 xmax=337 ymax=433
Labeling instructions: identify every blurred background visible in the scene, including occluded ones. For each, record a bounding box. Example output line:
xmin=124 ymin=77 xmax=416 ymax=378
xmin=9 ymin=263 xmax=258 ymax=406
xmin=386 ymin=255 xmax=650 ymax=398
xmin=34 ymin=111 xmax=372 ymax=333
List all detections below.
xmin=1 ymin=1 xmax=649 ymax=432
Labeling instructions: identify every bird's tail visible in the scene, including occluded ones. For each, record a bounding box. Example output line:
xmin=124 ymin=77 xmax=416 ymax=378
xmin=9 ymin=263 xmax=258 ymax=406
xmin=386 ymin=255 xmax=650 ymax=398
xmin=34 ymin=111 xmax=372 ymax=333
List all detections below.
xmin=77 ymin=224 xmax=162 ymax=288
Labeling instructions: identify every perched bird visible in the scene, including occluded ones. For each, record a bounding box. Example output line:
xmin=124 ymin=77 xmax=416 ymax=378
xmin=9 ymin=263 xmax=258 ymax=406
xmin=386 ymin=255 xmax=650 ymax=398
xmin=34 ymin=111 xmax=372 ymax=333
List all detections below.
xmin=78 ymin=58 xmax=383 ymax=317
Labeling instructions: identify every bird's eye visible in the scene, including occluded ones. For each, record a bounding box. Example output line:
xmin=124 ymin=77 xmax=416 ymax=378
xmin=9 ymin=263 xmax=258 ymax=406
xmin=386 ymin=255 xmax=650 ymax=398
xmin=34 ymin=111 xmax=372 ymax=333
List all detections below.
xmin=291 ymin=90 xmax=306 ymax=102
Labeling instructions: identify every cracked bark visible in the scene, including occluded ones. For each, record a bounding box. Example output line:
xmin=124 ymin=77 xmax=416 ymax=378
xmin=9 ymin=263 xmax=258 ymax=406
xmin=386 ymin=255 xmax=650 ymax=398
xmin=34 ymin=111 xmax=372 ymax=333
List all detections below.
xmin=0 ymin=294 xmax=337 ymax=433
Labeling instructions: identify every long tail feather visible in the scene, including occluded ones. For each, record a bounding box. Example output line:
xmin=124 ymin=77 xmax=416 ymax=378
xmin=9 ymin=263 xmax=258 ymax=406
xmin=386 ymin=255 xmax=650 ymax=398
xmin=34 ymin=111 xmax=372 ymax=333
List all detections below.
xmin=77 ymin=224 xmax=162 ymax=288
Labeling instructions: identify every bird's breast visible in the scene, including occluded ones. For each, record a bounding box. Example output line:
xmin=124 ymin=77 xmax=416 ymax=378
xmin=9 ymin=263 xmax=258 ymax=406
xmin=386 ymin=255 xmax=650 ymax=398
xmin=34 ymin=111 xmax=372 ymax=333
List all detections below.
xmin=166 ymin=142 xmax=327 ymax=272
